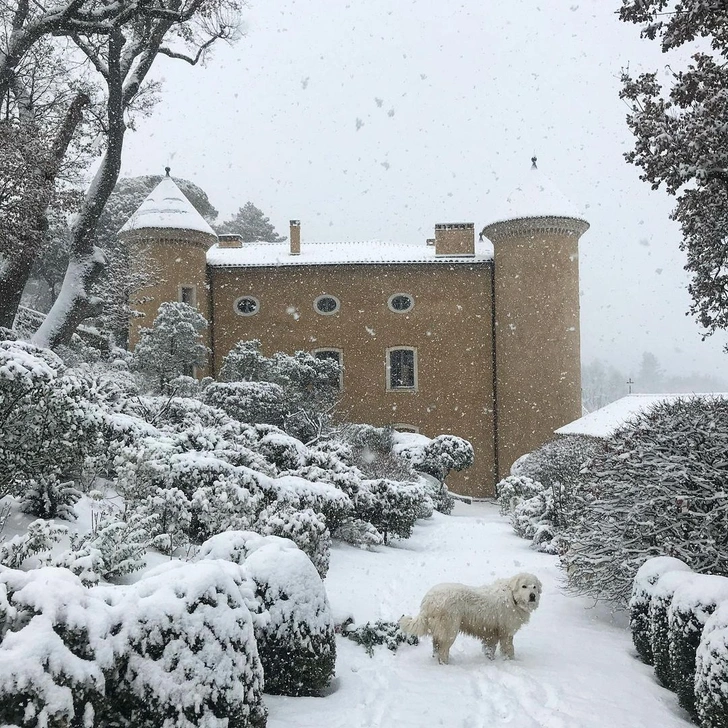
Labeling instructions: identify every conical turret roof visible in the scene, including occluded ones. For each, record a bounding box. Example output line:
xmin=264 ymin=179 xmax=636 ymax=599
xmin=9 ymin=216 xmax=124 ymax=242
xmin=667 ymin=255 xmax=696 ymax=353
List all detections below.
xmin=118 ymin=172 xmax=217 ymax=237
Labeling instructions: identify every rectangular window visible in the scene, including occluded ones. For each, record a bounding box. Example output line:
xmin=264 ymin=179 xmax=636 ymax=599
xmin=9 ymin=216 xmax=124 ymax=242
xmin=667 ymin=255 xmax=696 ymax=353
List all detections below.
xmin=313 ymin=349 xmax=343 ymax=390
xmin=179 ymin=285 xmax=196 ymax=306
xmin=388 ymin=348 xmax=417 ymax=390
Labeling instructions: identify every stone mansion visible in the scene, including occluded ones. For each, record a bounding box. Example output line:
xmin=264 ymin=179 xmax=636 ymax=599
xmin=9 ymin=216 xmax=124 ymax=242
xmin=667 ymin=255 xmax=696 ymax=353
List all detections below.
xmin=120 ymin=165 xmax=589 ymax=497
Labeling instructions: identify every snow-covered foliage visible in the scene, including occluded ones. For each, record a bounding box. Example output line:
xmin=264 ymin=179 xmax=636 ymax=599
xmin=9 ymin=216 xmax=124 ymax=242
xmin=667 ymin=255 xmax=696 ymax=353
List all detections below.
xmin=198 ymin=531 xmax=336 ymax=696
xmin=0 ymin=340 xmax=103 ymax=499
xmin=629 ymin=556 xmax=692 ymax=665
xmin=341 ymin=620 xmax=419 ymax=657
xmin=496 ymin=475 xmax=543 ymax=516
xmin=19 ymin=476 xmax=81 ymax=521
xmin=412 ymin=434 xmax=474 ymax=482
xmin=0 ymin=561 xmax=268 ymax=728
xmin=215 ymin=201 xmax=286 ymax=242
xmin=667 ymin=574 xmax=728 ymax=717
xmin=203 ymin=380 xmax=286 ymax=428
xmin=561 ymin=398 xmax=728 ymax=606
xmin=0 ymin=519 xmax=67 ymax=568
xmin=354 ymin=479 xmax=423 ymax=545
xmin=648 ymin=570 xmax=697 ymax=690
xmin=337 ymin=423 xmax=415 ymax=481
xmin=695 ymin=601 xmax=728 ymax=728
xmin=133 ymin=302 xmax=209 ymax=391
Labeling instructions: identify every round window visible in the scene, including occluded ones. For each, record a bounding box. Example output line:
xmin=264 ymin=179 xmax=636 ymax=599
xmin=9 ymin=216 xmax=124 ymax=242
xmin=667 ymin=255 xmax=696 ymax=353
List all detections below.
xmin=314 ymin=294 xmax=340 ymax=315
xmin=234 ymin=296 xmax=259 ymax=316
xmin=388 ymin=293 xmax=414 ymax=313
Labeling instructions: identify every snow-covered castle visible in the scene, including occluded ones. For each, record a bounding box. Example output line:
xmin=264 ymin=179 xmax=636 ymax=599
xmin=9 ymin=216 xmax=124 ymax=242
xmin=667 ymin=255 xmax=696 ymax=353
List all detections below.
xmin=119 ymin=164 xmax=589 ymax=497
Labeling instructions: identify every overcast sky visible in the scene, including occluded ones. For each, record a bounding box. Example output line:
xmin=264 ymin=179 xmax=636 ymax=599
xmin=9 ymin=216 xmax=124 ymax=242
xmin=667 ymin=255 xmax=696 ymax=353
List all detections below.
xmin=119 ymin=0 xmax=728 ymax=382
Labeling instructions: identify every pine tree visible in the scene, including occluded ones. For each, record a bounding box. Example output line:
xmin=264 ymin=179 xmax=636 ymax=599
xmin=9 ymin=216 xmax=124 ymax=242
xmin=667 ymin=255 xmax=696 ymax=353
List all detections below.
xmin=133 ymin=302 xmax=209 ymax=392
xmin=216 ymin=202 xmax=286 ymax=242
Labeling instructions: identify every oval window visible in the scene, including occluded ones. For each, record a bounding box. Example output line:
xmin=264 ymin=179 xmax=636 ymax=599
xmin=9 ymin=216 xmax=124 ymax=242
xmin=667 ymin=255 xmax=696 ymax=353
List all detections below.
xmin=234 ymin=296 xmax=259 ymax=316
xmin=388 ymin=293 xmax=414 ymax=313
xmin=314 ymin=294 xmax=340 ymax=315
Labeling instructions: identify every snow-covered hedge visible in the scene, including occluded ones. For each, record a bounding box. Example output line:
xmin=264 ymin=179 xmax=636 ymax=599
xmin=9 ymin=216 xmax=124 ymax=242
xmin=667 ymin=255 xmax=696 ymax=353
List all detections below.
xmin=629 ymin=556 xmax=692 ymax=665
xmin=496 ymin=475 xmax=543 ymax=516
xmin=202 ymin=380 xmax=286 ymax=428
xmin=648 ymin=570 xmax=698 ymax=690
xmin=695 ymin=601 xmax=728 ymax=728
xmin=0 ymin=562 xmax=268 ymax=728
xmin=198 ymin=531 xmax=336 ymax=696
xmin=562 ymin=398 xmax=728 ymax=606
xmin=667 ymin=574 xmax=728 ymax=717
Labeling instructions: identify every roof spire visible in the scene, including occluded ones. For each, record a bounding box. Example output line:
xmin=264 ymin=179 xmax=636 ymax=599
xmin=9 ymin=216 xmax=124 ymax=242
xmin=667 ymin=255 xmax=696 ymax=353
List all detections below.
xmin=531 ymin=156 xmax=538 ymax=170
xmin=165 ymin=166 xmax=171 ymax=176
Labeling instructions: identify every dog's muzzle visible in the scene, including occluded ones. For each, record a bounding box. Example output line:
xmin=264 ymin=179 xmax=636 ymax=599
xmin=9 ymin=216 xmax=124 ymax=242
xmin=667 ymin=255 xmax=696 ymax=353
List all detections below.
xmin=529 ymin=593 xmax=536 ymax=602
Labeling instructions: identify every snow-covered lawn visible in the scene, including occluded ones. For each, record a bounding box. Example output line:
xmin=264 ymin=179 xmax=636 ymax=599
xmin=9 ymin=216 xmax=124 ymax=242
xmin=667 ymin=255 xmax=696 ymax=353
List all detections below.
xmin=266 ymin=501 xmax=693 ymax=728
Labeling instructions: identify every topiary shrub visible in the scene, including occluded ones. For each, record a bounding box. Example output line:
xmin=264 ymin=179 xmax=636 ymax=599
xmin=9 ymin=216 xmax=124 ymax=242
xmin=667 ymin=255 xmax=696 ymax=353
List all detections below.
xmin=695 ymin=601 xmax=728 ymax=728
xmin=255 ymin=503 xmax=331 ymax=578
xmin=113 ymin=560 xmax=267 ymax=728
xmin=667 ymin=574 xmax=728 ymax=716
xmin=414 ymin=434 xmax=474 ymax=482
xmin=649 ymin=570 xmax=697 ymax=689
xmin=629 ymin=556 xmax=691 ymax=665
xmin=354 ymin=479 xmax=423 ymax=545
xmin=197 ymin=531 xmax=336 ymax=697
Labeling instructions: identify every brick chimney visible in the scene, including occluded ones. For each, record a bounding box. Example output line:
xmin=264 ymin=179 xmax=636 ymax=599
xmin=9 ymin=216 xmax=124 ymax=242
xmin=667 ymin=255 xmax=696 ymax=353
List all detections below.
xmin=290 ymin=220 xmax=301 ymax=255
xmin=218 ymin=233 xmax=243 ymax=248
xmin=434 ymin=223 xmax=475 ymax=256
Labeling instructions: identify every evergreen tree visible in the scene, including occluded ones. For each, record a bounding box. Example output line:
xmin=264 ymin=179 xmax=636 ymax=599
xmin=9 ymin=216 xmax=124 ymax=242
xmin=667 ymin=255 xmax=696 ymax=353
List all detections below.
xmin=133 ymin=302 xmax=209 ymax=392
xmin=636 ymin=351 xmax=664 ymax=393
xmin=619 ymin=1 xmax=728 ymax=344
xmin=216 ymin=202 xmax=286 ymax=242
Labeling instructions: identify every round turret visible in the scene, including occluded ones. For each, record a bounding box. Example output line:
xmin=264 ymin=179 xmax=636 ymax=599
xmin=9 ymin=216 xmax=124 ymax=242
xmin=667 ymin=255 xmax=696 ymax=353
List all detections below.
xmin=119 ymin=170 xmax=217 ymax=360
xmin=481 ymin=160 xmax=589 ymax=478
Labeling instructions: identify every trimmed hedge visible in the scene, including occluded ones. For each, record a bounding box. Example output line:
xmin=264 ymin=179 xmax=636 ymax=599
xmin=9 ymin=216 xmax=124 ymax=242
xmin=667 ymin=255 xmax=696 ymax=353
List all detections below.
xmin=695 ymin=602 xmax=728 ymax=728
xmin=629 ymin=556 xmax=691 ymax=665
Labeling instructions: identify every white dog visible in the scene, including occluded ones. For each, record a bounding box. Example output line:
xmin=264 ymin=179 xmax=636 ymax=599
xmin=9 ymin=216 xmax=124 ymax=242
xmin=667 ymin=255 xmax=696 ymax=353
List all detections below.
xmin=399 ymin=573 xmax=542 ymax=664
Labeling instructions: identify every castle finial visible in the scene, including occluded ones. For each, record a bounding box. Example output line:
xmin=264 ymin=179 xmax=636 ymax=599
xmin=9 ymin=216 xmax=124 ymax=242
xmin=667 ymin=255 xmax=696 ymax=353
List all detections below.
xmin=531 ymin=156 xmax=538 ymax=170
xmin=165 ymin=166 xmax=171 ymax=176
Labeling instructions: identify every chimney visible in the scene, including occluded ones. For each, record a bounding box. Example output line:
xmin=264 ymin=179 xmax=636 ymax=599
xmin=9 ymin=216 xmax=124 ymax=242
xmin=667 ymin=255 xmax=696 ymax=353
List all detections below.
xmin=290 ymin=220 xmax=301 ymax=255
xmin=217 ymin=233 xmax=243 ymax=248
xmin=434 ymin=223 xmax=475 ymax=256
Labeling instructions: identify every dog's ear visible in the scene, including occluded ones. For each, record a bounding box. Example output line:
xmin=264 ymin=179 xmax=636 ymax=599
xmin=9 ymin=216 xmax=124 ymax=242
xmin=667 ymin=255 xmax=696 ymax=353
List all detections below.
xmin=508 ymin=573 xmax=526 ymax=592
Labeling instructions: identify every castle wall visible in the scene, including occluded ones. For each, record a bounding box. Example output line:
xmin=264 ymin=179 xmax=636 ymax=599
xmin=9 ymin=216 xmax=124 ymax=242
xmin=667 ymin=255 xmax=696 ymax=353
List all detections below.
xmin=489 ymin=218 xmax=586 ymax=478
xmin=209 ymin=262 xmax=497 ymax=497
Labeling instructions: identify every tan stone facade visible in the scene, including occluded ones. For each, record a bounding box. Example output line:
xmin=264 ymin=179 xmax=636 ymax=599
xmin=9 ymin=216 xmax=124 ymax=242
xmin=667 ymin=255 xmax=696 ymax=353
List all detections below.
xmin=122 ymin=178 xmax=589 ymax=498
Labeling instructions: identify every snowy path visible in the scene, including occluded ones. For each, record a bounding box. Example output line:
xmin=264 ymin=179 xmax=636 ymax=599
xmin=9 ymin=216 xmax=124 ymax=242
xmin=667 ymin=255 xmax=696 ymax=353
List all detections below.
xmin=265 ymin=501 xmax=693 ymax=728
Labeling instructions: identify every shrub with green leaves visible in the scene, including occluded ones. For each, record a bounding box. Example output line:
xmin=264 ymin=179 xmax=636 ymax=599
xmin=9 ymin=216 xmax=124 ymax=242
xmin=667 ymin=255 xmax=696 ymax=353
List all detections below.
xmin=354 ymin=479 xmax=423 ymax=545
xmin=648 ymin=570 xmax=697 ymax=690
xmin=342 ymin=620 xmax=419 ymax=657
xmin=496 ymin=475 xmax=543 ymax=516
xmin=629 ymin=556 xmax=691 ymax=665
xmin=667 ymin=574 xmax=728 ymax=717
xmin=695 ymin=602 xmax=728 ymax=728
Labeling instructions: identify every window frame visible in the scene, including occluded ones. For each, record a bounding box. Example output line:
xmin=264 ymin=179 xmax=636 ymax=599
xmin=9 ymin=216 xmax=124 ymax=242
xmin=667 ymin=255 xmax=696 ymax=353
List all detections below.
xmin=387 ymin=292 xmax=415 ymax=313
xmin=313 ymin=294 xmax=341 ymax=316
xmin=386 ymin=346 xmax=418 ymax=392
xmin=178 ymin=284 xmax=197 ymax=307
xmin=234 ymin=295 xmax=260 ymax=317
xmin=312 ymin=347 xmax=344 ymax=390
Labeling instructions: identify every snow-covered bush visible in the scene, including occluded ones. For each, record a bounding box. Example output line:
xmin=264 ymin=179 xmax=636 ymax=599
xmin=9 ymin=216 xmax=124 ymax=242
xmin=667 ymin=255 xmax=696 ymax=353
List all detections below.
xmin=418 ymin=472 xmax=455 ymax=515
xmin=255 ymin=427 xmax=306 ymax=471
xmin=562 ymin=397 xmax=728 ymax=606
xmin=667 ymin=574 xmax=728 ymax=716
xmin=354 ymin=479 xmax=422 ymax=544
xmin=695 ymin=601 xmax=728 ymax=728
xmin=0 ymin=340 xmax=104 ymax=498
xmin=198 ymin=531 xmax=336 ymax=696
xmin=342 ymin=620 xmax=419 ymax=657
xmin=115 ymin=560 xmax=267 ymax=728
xmin=255 ymin=503 xmax=331 ymax=578
xmin=133 ymin=301 xmax=209 ymax=392
xmin=0 ymin=519 xmax=67 ymax=568
xmin=133 ymin=486 xmax=193 ymax=555
xmin=52 ymin=512 xmax=155 ymax=585
xmin=333 ymin=516 xmax=384 ymax=548
xmin=511 ymin=490 xmax=560 ymax=554
xmin=338 ymin=424 xmax=415 ymax=481
xmin=0 ymin=567 xmax=109 ymax=727
xmin=19 ymin=476 xmax=81 ymax=521
xmin=413 ymin=434 xmax=474 ymax=482
xmin=496 ymin=475 xmax=544 ymax=516
xmin=648 ymin=570 xmax=697 ymax=690
xmin=629 ymin=556 xmax=692 ymax=665
xmin=203 ymin=380 xmax=286 ymax=428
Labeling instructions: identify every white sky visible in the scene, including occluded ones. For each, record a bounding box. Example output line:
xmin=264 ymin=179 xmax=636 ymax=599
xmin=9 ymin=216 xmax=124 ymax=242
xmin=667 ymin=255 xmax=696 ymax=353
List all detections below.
xmin=119 ymin=0 xmax=728 ymax=380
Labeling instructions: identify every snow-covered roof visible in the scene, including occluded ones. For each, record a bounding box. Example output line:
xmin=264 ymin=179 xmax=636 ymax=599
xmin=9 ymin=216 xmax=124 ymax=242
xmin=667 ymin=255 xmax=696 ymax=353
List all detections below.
xmin=206 ymin=238 xmax=494 ymax=268
xmin=556 ymin=393 xmax=728 ymax=438
xmin=119 ymin=175 xmax=217 ymax=237
xmin=486 ymin=162 xmax=586 ymax=227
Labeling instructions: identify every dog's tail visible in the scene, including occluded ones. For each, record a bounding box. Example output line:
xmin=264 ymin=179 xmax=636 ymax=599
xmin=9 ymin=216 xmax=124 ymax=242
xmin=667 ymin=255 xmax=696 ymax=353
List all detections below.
xmin=399 ymin=612 xmax=429 ymax=637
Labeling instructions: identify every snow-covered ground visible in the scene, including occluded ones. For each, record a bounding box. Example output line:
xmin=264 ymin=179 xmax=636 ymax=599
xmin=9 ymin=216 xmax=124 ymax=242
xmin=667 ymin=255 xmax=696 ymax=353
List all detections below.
xmin=266 ymin=501 xmax=693 ymax=728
